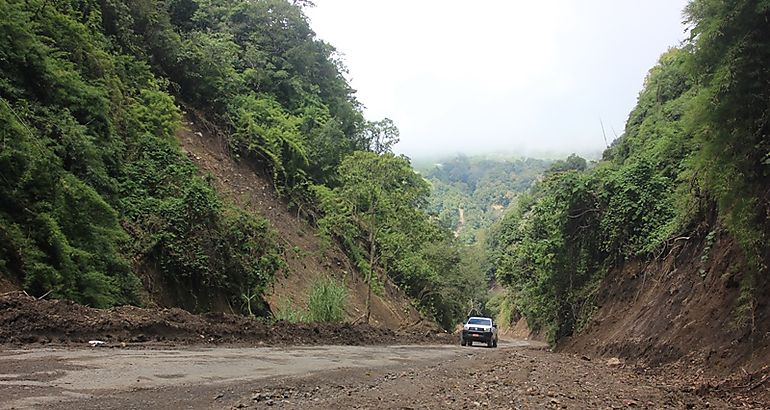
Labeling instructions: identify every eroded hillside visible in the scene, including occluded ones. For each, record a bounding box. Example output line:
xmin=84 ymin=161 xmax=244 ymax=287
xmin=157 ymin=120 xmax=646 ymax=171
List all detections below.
xmin=564 ymin=223 xmax=770 ymax=375
xmin=487 ymin=0 xmax=770 ymax=392
xmin=1 ymin=0 xmax=484 ymax=330
xmin=174 ymin=112 xmax=425 ymax=329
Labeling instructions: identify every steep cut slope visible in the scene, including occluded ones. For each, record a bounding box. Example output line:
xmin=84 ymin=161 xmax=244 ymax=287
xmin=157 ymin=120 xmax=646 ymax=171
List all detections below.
xmin=174 ymin=112 xmax=425 ymax=329
xmin=562 ymin=221 xmax=770 ymax=387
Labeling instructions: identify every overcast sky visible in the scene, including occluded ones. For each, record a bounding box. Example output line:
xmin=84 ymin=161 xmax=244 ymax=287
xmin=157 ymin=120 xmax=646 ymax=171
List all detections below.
xmin=305 ymin=1 xmax=691 ymax=159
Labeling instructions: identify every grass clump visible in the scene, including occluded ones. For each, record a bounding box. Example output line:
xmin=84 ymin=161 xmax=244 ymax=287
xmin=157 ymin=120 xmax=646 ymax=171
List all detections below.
xmin=306 ymin=277 xmax=348 ymax=323
xmin=273 ymin=298 xmax=305 ymax=323
xmin=272 ymin=277 xmax=348 ymax=323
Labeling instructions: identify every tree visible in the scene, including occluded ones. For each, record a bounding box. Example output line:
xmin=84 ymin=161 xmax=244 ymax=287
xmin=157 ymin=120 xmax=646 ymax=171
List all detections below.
xmin=357 ymin=118 xmax=400 ymax=154
xmin=546 ymin=154 xmax=587 ymax=174
xmin=315 ymin=151 xmax=428 ymax=322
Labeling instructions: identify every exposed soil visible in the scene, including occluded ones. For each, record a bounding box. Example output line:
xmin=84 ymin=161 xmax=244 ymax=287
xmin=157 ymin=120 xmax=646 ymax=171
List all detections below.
xmin=0 ymin=276 xmax=19 ymax=294
xmin=173 ymin=110 xmax=425 ymax=329
xmin=561 ymin=227 xmax=770 ymax=405
xmin=233 ymin=347 xmax=758 ymax=410
xmin=5 ymin=340 xmax=766 ymax=410
xmin=0 ymin=293 xmax=452 ymax=347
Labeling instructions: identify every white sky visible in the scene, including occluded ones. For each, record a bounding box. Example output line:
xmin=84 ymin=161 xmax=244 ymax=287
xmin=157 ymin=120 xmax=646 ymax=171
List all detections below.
xmin=305 ymin=1 xmax=691 ymax=159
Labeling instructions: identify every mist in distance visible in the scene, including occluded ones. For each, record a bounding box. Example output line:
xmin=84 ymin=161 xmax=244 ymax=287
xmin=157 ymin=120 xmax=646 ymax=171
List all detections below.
xmin=306 ymin=0 xmax=690 ymax=160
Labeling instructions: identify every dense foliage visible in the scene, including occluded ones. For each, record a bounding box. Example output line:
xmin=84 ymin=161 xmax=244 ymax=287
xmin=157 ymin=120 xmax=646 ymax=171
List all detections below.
xmin=490 ymin=0 xmax=770 ymax=342
xmin=0 ymin=0 xmax=484 ymax=327
xmin=96 ymin=0 xmax=385 ymax=195
xmin=419 ymin=156 xmax=550 ymax=243
xmin=0 ymin=0 xmax=359 ymax=311
xmin=314 ymin=152 xmax=486 ymax=329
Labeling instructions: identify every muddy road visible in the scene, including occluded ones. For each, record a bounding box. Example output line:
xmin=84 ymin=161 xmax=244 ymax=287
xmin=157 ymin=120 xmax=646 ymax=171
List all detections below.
xmin=0 ymin=342 xmax=475 ymax=409
xmin=2 ymin=339 xmax=755 ymax=409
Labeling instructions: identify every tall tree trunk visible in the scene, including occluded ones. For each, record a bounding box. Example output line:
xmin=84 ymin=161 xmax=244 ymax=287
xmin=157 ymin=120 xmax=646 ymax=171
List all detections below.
xmin=365 ymin=281 xmax=372 ymax=324
xmin=365 ymin=225 xmax=376 ymax=324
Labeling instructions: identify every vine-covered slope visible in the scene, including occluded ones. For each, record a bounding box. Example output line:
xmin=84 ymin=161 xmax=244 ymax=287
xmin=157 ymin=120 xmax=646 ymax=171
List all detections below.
xmin=488 ymin=0 xmax=770 ymax=374
xmin=0 ymin=0 xmax=485 ymax=329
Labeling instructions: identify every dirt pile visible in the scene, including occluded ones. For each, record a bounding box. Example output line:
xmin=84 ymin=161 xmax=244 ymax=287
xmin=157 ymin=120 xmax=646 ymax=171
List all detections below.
xmin=0 ymin=293 xmax=453 ymax=347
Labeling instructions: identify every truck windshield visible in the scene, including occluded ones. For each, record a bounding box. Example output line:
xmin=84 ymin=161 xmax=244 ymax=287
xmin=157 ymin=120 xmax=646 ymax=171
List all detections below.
xmin=467 ymin=318 xmax=492 ymax=326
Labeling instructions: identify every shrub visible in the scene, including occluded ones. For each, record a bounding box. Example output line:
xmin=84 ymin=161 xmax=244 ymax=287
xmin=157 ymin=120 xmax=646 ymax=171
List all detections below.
xmin=306 ymin=277 xmax=348 ymax=323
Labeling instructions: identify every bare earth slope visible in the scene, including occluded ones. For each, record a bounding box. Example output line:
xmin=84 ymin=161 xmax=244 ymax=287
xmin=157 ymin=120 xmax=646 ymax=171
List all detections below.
xmin=173 ymin=112 xmax=425 ymax=329
xmin=562 ymin=227 xmax=770 ymax=404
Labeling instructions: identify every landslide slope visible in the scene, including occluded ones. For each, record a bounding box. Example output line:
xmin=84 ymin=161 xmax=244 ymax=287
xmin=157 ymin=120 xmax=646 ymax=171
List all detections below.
xmin=563 ymin=224 xmax=770 ymax=374
xmin=173 ymin=112 xmax=423 ymax=329
xmin=560 ymin=220 xmax=770 ymax=404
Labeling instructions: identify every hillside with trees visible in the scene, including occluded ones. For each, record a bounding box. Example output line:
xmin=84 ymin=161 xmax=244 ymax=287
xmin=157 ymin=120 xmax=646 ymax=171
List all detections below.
xmin=5 ymin=0 xmax=770 ymax=407
xmin=3 ymin=0 xmax=770 ymax=381
xmin=0 ymin=0 xmax=484 ymax=329
xmin=418 ymin=155 xmax=550 ymax=243
xmin=487 ymin=0 xmax=770 ymax=372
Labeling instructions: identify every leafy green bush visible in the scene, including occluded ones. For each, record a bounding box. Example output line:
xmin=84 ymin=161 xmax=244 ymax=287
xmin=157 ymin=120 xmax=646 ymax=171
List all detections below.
xmin=683 ymin=1 xmax=770 ymax=320
xmin=0 ymin=0 xmax=286 ymax=311
xmin=121 ymin=139 xmax=286 ymax=311
xmin=0 ymin=100 xmax=140 ymax=307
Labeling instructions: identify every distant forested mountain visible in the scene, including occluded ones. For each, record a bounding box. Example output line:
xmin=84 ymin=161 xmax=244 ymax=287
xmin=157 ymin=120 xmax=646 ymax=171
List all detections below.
xmin=417 ymin=156 xmax=551 ymax=243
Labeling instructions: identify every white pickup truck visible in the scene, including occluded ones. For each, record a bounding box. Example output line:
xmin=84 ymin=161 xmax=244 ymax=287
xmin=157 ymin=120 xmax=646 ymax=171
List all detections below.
xmin=460 ymin=316 xmax=498 ymax=348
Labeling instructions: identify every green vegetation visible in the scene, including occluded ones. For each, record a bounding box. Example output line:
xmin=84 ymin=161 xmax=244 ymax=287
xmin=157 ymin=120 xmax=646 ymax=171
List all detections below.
xmin=272 ymin=298 xmax=305 ymax=323
xmin=0 ymin=0 xmax=290 ymax=311
xmin=489 ymin=0 xmax=770 ymax=342
xmin=419 ymin=156 xmax=550 ymax=243
xmin=0 ymin=0 xmax=356 ymax=310
xmin=0 ymin=0 xmax=485 ymax=327
xmin=314 ymin=152 xmax=487 ymax=329
xmin=305 ymin=277 xmax=348 ymax=323
xmin=272 ymin=277 xmax=348 ymax=323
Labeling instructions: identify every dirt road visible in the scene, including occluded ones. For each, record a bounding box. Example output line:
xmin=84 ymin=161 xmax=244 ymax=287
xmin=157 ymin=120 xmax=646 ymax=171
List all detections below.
xmin=0 ymin=340 xmax=753 ymax=409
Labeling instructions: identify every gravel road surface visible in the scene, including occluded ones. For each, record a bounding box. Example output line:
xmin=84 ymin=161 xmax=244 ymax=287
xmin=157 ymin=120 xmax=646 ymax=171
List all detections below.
xmin=0 ymin=340 xmax=750 ymax=409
